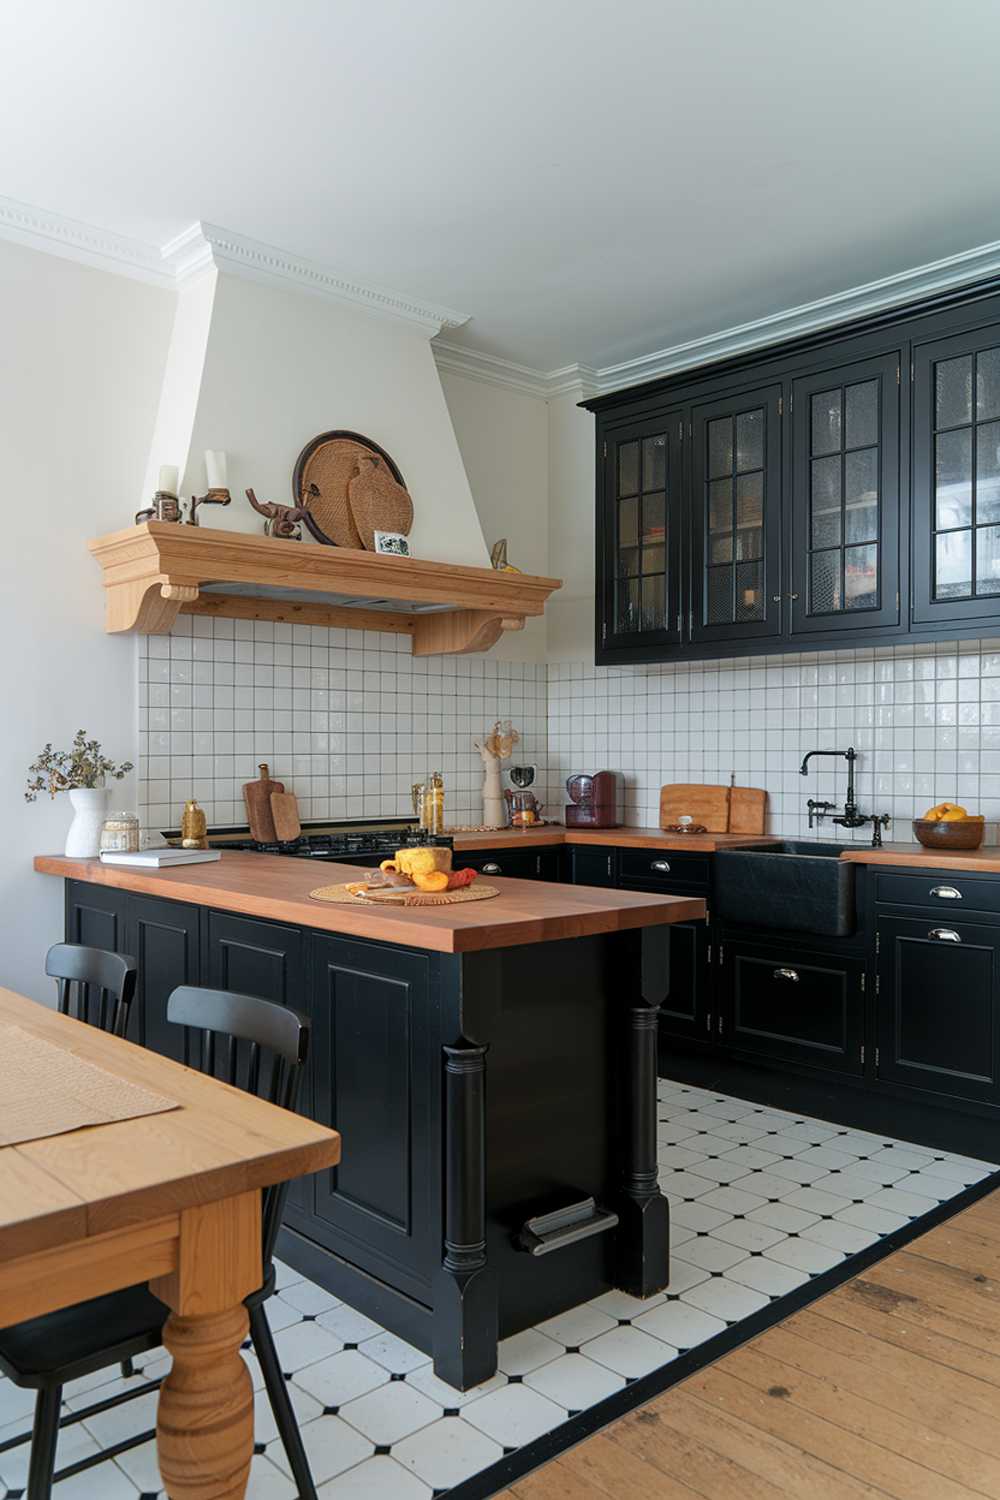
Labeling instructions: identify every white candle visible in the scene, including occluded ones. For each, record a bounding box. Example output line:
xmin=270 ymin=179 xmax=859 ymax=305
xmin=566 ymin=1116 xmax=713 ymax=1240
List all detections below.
xmin=205 ymin=450 xmax=227 ymax=489
xmin=158 ymin=464 xmax=179 ymax=495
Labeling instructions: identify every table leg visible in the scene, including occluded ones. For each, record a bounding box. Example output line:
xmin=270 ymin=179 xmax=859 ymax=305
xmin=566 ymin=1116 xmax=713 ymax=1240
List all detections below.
xmin=151 ymin=1192 xmax=262 ymax=1500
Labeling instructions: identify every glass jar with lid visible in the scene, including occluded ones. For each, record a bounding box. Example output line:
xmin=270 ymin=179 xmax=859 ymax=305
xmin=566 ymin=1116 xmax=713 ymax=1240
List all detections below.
xmin=99 ymin=811 xmax=140 ymax=854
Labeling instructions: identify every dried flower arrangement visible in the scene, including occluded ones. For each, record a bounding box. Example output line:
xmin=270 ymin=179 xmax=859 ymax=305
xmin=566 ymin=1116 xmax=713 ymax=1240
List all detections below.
xmin=24 ymin=730 xmax=134 ymax=802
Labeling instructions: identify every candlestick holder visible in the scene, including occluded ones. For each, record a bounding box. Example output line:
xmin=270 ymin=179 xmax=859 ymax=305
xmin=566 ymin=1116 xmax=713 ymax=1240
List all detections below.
xmin=134 ymin=490 xmax=182 ymax=524
xmin=187 ymin=487 xmax=232 ymax=525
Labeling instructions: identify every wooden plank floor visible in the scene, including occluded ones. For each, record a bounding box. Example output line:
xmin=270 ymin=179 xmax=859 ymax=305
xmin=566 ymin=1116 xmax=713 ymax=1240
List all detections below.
xmin=500 ymin=1192 xmax=1000 ymax=1500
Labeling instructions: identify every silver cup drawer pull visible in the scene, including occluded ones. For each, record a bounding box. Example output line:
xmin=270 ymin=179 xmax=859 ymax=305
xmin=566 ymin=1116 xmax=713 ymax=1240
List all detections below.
xmin=773 ymin=967 xmax=800 ymax=981
xmin=482 ymin=862 xmax=502 ymax=875
xmin=650 ymin=860 xmax=671 ymax=873
xmin=928 ymin=928 xmax=961 ymax=943
xmin=930 ymin=886 xmax=962 ymax=900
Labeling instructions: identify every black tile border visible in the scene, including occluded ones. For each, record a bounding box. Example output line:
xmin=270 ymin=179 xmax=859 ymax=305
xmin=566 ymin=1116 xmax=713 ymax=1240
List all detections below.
xmin=442 ymin=1166 xmax=1000 ymax=1500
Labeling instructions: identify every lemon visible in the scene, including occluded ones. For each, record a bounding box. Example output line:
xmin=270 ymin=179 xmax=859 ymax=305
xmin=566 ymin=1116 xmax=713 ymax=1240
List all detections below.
xmin=940 ymin=805 xmax=969 ymax=822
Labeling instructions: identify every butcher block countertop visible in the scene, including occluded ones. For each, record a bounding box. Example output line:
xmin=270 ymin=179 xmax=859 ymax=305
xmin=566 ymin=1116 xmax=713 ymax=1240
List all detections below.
xmin=839 ymin=842 xmax=1000 ymax=873
xmin=450 ymin=826 xmax=781 ymax=853
xmin=34 ymin=853 xmax=705 ymax=956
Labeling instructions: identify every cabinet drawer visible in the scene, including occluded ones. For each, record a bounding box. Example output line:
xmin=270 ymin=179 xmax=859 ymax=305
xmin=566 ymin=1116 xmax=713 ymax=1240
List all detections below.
xmin=723 ymin=941 xmax=864 ymax=1074
xmin=618 ymin=848 xmax=710 ymax=890
xmin=875 ymin=870 xmax=1000 ymax=916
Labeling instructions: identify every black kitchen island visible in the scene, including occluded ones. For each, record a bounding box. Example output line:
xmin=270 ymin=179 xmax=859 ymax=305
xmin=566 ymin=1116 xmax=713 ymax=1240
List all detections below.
xmin=37 ymin=851 xmax=704 ymax=1389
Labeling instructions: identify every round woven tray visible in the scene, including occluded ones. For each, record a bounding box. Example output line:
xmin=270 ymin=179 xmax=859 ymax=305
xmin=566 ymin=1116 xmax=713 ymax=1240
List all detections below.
xmin=309 ymin=881 xmax=501 ymax=908
xmin=292 ymin=431 xmax=408 ymax=549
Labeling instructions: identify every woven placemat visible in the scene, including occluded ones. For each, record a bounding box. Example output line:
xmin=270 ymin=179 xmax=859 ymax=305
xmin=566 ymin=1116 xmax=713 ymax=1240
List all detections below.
xmin=1 ymin=1023 xmax=178 ymax=1146
xmin=297 ymin=436 xmax=368 ymax=547
xmin=309 ymin=881 xmax=501 ymax=907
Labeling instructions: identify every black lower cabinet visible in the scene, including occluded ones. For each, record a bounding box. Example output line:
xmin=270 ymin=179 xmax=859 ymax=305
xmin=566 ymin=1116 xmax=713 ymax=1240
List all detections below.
xmin=721 ymin=938 xmax=865 ymax=1075
xmin=454 ymin=846 xmax=565 ymax=881
xmin=568 ymin=845 xmax=617 ymax=887
xmin=876 ymin=915 xmax=1000 ymax=1103
xmin=125 ymin=893 xmax=201 ymax=1062
xmin=637 ymin=916 xmax=711 ymax=1043
xmin=305 ymin=935 xmax=438 ymax=1305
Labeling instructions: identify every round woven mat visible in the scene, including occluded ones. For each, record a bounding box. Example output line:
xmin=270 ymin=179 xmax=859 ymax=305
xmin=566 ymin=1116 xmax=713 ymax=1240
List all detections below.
xmin=296 ymin=437 xmax=369 ymax=547
xmin=309 ymin=881 xmax=501 ymax=908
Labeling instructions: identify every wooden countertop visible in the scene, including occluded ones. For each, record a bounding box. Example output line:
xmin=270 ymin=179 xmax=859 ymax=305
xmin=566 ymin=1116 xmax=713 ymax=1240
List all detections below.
xmin=839 ymin=843 xmax=1000 ymax=873
xmin=450 ymin=827 xmax=781 ymax=853
xmin=35 ymin=852 xmax=706 ymax=956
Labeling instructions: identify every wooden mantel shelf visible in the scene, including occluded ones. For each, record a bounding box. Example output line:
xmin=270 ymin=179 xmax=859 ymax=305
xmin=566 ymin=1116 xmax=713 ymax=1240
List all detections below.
xmin=88 ymin=523 xmax=561 ymax=655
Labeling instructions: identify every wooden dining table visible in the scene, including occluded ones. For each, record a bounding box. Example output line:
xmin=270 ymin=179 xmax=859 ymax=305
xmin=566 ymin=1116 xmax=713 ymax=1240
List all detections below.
xmin=0 ymin=986 xmax=341 ymax=1499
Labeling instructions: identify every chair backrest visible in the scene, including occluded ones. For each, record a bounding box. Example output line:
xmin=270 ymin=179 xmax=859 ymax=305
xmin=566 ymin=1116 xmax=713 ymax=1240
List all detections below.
xmin=166 ymin=986 xmax=310 ymax=1269
xmin=45 ymin=943 xmax=137 ymax=1039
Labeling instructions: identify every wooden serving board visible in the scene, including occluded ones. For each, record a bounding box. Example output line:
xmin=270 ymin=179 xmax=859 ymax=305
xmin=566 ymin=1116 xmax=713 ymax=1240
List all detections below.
xmin=243 ymin=763 xmax=284 ymax=843
xmin=658 ymin=783 xmax=767 ymax=835
xmin=270 ymin=790 xmax=302 ymax=844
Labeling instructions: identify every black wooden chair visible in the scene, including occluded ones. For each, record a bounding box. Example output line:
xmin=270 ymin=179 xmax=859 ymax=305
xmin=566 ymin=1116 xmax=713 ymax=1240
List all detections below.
xmin=44 ymin=943 xmax=137 ymax=1039
xmin=0 ymin=986 xmax=319 ymax=1500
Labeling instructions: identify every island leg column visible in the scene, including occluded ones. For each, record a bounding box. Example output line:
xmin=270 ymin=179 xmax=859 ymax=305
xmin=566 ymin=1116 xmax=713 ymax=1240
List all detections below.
xmin=432 ymin=1042 xmax=498 ymax=1390
xmin=615 ymin=931 xmax=669 ymax=1298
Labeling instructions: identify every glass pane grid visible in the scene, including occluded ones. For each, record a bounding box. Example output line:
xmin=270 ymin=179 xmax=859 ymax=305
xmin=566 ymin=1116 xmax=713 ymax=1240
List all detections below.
xmin=614 ymin=433 xmax=670 ymax=633
xmin=807 ymin=378 xmax=880 ymax=615
xmin=703 ymin=409 xmax=765 ymax=625
xmin=931 ymin=347 xmax=1000 ymax=601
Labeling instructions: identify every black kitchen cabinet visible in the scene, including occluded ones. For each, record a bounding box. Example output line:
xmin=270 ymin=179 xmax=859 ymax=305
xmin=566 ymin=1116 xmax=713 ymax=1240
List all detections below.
xmin=642 ymin=918 xmax=712 ymax=1044
xmin=568 ymin=844 xmax=617 ymax=887
xmin=308 ymin=934 xmax=439 ymax=1304
xmin=789 ymin=353 xmax=901 ymax=637
xmin=588 ymin=276 xmax=1000 ymax=664
xmin=125 ymin=893 xmax=201 ymax=1062
xmin=204 ymin=910 xmax=306 ymax=1007
xmin=64 ymin=880 xmax=127 ymax=977
xmin=600 ymin=413 xmax=685 ymax=651
xmin=690 ymin=385 xmax=783 ymax=647
xmin=720 ymin=936 xmax=865 ymax=1075
xmin=876 ymin=914 xmax=1000 ymax=1103
xmin=912 ymin=320 xmax=1000 ymax=628
xmin=455 ymin=846 xmax=565 ymax=881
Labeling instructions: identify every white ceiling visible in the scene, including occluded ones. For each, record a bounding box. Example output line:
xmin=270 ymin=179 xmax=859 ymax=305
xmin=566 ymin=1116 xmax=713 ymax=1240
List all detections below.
xmin=4 ymin=0 xmax=1000 ymax=373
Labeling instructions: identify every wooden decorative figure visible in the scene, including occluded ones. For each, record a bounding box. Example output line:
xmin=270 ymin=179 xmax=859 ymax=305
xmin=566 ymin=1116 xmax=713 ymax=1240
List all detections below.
xmin=474 ymin=720 xmax=520 ymax=828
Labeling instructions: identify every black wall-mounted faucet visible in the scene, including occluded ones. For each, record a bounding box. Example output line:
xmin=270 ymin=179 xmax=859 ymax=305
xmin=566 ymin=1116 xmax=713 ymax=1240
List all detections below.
xmin=799 ymin=745 xmax=890 ymax=843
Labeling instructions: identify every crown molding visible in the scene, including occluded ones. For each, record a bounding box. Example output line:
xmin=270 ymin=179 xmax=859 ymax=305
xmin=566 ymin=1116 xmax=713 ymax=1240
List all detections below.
xmin=0 ymin=196 xmax=470 ymax=334
xmin=438 ymin=235 xmax=1000 ymax=401
xmin=0 ymin=194 xmax=172 ymax=285
xmin=161 ymin=221 xmax=470 ymax=333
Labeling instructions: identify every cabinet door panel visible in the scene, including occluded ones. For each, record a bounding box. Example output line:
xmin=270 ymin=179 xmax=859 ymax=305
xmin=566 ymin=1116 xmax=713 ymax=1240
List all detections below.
xmin=791 ymin=354 xmax=901 ymax=635
xmin=600 ymin=413 xmax=684 ymax=651
xmin=310 ymin=936 xmax=437 ymax=1301
xmin=568 ymin=846 xmax=617 ymax=887
xmin=722 ymin=940 xmax=863 ymax=1074
xmin=690 ymin=386 xmax=782 ymax=644
xmin=204 ymin=911 xmax=305 ymax=1008
xmin=913 ymin=322 xmax=1000 ymax=626
xmin=642 ymin=919 xmax=711 ymax=1042
xmin=125 ymin=895 xmax=201 ymax=1063
xmin=877 ymin=915 xmax=1000 ymax=1101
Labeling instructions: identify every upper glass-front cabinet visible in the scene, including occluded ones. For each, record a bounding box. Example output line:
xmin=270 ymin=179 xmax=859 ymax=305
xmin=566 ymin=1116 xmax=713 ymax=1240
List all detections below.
xmin=601 ymin=415 xmax=683 ymax=649
xmin=789 ymin=353 xmax=900 ymax=635
xmin=690 ymin=386 xmax=782 ymax=644
xmin=913 ymin=323 xmax=1000 ymax=625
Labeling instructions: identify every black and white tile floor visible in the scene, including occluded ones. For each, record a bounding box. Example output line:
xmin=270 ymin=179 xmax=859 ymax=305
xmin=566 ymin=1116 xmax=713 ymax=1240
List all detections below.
xmin=1 ymin=1080 xmax=996 ymax=1499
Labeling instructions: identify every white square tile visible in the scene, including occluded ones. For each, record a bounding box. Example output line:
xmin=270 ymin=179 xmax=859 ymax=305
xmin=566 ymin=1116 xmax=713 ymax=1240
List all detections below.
xmin=904 ymin=1170 xmax=963 ymax=1201
xmin=919 ymin=1156 xmax=992 ymax=1185
xmin=695 ymin=1184 xmax=768 ymax=1216
xmin=535 ymin=1303 xmax=618 ymax=1348
xmin=684 ymin=1158 xmax=752 ymax=1186
xmin=712 ymin=1217 xmax=788 ymax=1253
xmin=279 ymin=1281 xmax=343 ymax=1316
xmin=764 ymin=1238 xmax=845 ymax=1274
xmin=44 ymin=1458 xmax=142 ymax=1500
xmin=404 ymin=1366 xmax=506 ymax=1410
xmin=674 ymin=1238 xmax=748 ymax=1274
xmin=764 ymin=1157 xmax=831 ymax=1186
xmin=670 ymin=1201 xmax=734 ymax=1234
xmin=273 ymin=1319 xmax=344 ymax=1373
xmin=681 ymin=1277 xmax=770 ymax=1322
xmin=524 ymin=1353 xmax=626 ymax=1409
xmin=633 ymin=1300 xmax=726 ymax=1350
xmin=0 ymin=1409 xmax=102 ymax=1491
xmin=583 ymin=1325 xmax=674 ymax=1378
xmin=726 ymin=1257 xmax=811 ymax=1298
xmin=317 ymin=1304 xmax=385 ymax=1345
xmin=834 ymin=1202 xmax=909 ymax=1236
xmin=316 ymin=1454 xmax=432 ymax=1497
xmin=269 ymin=1413 xmax=374 ymax=1484
xmin=718 ymin=1145 xmax=783 ymax=1171
xmin=293 ymin=1351 xmax=391 ymax=1408
xmin=589 ymin=1288 xmax=668 ymax=1320
xmin=865 ymin=1185 xmax=941 ymax=1219
xmin=339 ymin=1382 xmax=441 ymax=1446
xmin=246 ymin=1452 xmax=300 ymax=1498
xmin=779 ymin=1185 xmax=855 ymax=1217
xmin=497 ymin=1327 xmax=563 ymax=1377
xmin=746 ymin=1201 xmax=820 ymax=1233
xmin=800 ymin=1219 xmax=880 ymax=1255
xmin=462 ymin=1382 xmax=566 ymax=1445
xmin=357 ymin=1332 xmax=429 ymax=1375
xmin=392 ymin=1416 xmax=503 ymax=1489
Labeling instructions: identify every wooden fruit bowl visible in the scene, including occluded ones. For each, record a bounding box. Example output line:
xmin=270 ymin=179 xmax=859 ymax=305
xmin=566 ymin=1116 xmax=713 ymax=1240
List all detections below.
xmin=912 ymin=816 xmax=985 ymax=851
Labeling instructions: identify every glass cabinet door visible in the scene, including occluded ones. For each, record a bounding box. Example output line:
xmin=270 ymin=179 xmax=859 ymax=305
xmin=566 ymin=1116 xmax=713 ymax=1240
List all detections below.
xmin=913 ymin=324 xmax=1000 ymax=626
xmin=690 ymin=386 xmax=782 ymax=643
xmin=789 ymin=353 xmax=900 ymax=636
xmin=600 ymin=415 xmax=683 ymax=651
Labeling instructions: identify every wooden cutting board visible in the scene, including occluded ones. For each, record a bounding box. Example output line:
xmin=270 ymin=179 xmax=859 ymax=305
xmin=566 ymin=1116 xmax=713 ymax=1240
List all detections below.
xmin=243 ymin=763 xmax=284 ymax=843
xmin=270 ymin=791 xmax=302 ymax=844
xmin=658 ymin=783 xmax=768 ymax=835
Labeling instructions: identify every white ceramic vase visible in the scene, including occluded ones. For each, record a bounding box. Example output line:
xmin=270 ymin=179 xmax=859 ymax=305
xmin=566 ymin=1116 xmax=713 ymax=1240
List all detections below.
xmin=64 ymin=787 xmax=109 ymax=858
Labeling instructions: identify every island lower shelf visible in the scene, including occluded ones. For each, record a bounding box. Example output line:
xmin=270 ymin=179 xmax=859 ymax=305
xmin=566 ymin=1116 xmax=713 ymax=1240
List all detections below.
xmin=48 ymin=863 xmax=702 ymax=1388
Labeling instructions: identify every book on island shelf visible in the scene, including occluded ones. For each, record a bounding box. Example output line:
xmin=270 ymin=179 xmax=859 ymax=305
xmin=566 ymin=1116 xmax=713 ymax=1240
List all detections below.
xmin=99 ymin=849 xmax=222 ymax=867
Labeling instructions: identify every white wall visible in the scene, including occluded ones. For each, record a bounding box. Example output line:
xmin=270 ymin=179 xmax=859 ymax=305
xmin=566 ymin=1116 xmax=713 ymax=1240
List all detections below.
xmin=438 ymin=370 xmax=549 ymax=660
xmin=0 ymin=239 xmax=173 ymax=1000
xmin=547 ymin=391 xmax=597 ymax=659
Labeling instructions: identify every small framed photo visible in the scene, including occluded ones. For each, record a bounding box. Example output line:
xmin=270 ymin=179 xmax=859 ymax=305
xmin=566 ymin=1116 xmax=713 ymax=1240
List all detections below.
xmin=374 ymin=531 xmax=410 ymax=557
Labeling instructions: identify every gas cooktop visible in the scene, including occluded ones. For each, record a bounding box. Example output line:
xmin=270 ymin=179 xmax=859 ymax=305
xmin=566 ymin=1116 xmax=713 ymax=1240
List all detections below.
xmin=206 ymin=824 xmax=453 ymax=861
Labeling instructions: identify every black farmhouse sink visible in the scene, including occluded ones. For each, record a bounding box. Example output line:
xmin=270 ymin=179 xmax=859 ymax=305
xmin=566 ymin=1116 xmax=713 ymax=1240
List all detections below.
xmin=714 ymin=841 xmax=857 ymax=938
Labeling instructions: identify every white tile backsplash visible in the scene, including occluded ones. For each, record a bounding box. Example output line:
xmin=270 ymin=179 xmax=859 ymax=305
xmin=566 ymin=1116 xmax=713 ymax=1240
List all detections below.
xmin=137 ymin=621 xmax=1000 ymax=842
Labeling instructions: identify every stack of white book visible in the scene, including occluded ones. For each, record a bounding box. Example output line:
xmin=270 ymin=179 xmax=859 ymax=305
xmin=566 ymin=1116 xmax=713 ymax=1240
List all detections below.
xmin=99 ymin=848 xmax=222 ymax=868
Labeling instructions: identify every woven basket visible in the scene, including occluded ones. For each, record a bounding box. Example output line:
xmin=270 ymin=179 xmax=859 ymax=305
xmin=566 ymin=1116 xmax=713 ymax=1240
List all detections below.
xmin=348 ymin=454 xmax=414 ymax=550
